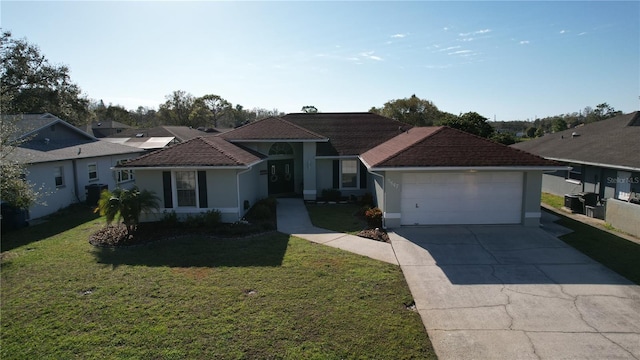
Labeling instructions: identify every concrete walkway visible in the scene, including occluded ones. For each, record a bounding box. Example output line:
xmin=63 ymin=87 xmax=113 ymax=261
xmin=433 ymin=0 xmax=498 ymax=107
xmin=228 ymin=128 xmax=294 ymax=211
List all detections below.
xmin=277 ymin=198 xmax=640 ymax=360
xmin=276 ymin=198 xmax=398 ymax=265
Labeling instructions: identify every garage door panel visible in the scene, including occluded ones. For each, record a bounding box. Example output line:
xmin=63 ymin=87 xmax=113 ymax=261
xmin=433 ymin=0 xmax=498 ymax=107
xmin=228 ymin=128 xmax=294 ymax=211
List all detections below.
xmin=400 ymin=172 xmax=523 ymax=225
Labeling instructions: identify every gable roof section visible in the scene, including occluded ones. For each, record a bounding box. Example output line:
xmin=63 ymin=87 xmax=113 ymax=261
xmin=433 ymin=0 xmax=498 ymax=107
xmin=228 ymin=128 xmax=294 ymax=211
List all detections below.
xmin=9 ymin=139 xmax=143 ymax=164
xmin=283 ymin=112 xmax=411 ymax=156
xmin=361 ymin=126 xmax=560 ymax=169
xmin=512 ymin=112 xmax=640 ymax=170
xmin=7 ymin=113 xmax=96 ymax=142
xmin=117 ymin=137 xmax=266 ymax=169
xmin=220 ymin=117 xmax=327 ymax=142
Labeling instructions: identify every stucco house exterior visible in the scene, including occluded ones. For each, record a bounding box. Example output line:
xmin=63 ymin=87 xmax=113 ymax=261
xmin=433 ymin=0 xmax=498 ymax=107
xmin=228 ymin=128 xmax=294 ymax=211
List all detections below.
xmin=512 ymin=111 xmax=640 ymax=237
xmin=512 ymin=112 xmax=640 ymax=203
xmin=4 ymin=114 xmax=145 ymax=220
xmin=117 ymin=112 xmax=562 ymax=228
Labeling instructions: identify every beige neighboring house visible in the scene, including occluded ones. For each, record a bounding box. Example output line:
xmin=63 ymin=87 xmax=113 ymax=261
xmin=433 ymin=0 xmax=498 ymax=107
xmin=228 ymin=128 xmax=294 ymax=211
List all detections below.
xmin=4 ymin=113 xmax=144 ymax=220
xmin=117 ymin=112 xmax=563 ymax=227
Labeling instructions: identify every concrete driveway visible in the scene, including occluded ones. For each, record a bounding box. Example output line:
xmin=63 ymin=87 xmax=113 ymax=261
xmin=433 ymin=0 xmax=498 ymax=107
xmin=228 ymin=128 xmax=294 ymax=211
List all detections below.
xmin=389 ymin=225 xmax=640 ymax=360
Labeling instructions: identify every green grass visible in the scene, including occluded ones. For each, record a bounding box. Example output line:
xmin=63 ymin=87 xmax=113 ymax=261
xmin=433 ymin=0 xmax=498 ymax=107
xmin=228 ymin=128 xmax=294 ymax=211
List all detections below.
xmin=1 ymin=206 xmax=434 ymax=359
xmin=541 ymin=192 xmax=564 ymax=209
xmin=551 ymin=211 xmax=640 ymax=285
xmin=305 ymin=203 xmax=367 ymax=234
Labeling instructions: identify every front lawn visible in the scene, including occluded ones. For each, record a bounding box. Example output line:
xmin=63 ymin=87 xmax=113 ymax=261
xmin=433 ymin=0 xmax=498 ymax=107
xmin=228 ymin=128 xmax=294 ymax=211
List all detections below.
xmin=1 ymin=207 xmax=434 ymax=359
xmin=305 ymin=203 xmax=367 ymax=234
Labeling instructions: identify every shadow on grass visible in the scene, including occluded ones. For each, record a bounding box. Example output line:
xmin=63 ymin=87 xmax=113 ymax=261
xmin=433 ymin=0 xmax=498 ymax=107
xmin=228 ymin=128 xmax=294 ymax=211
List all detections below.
xmin=92 ymin=232 xmax=290 ymax=268
xmin=1 ymin=204 xmax=100 ymax=252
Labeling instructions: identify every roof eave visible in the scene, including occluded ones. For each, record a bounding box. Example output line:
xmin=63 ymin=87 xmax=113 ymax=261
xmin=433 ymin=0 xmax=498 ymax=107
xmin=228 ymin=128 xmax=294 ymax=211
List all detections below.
xmin=115 ymin=159 xmax=265 ymax=171
xmin=544 ymin=157 xmax=640 ymax=172
xmin=226 ymin=138 xmax=329 ymax=143
xmin=364 ymin=165 xmax=570 ymax=172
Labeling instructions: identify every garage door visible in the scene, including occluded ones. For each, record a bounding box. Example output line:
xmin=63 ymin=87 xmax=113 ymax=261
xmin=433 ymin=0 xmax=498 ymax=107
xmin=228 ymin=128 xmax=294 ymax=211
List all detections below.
xmin=400 ymin=172 xmax=523 ymax=225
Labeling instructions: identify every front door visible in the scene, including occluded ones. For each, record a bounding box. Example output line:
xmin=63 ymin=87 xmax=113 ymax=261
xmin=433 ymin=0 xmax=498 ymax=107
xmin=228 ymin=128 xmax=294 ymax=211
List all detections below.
xmin=268 ymin=159 xmax=294 ymax=195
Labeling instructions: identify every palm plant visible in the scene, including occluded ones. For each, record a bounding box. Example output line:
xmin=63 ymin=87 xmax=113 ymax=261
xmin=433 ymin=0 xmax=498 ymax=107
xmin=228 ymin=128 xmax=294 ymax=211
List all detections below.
xmin=95 ymin=187 xmax=160 ymax=235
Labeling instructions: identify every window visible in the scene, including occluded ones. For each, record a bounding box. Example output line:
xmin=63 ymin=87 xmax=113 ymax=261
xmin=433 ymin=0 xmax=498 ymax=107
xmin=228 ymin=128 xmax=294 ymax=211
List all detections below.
xmin=566 ymin=164 xmax=582 ymax=184
xmin=269 ymin=142 xmax=294 ymax=155
xmin=54 ymin=166 xmax=64 ymax=187
xmin=176 ymin=171 xmax=197 ymax=207
xmin=116 ymin=159 xmax=134 ymax=183
xmin=88 ymin=163 xmax=98 ymax=181
xmin=341 ymin=159 xmax=358 ymax=188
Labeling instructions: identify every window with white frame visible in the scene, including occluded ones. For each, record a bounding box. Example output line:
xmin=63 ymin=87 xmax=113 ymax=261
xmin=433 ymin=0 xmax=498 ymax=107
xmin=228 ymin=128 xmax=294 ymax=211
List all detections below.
xmin=88 ymin=163 xmax=98 ymax=181
xmin=116 ymin=159 xmax=134 ymax=183
xmin=54 ymin=166 xmax=64 ymax=187
xmin=341 ymin=159 xmax=358 ymax=188
xmin=176 ymin=171 xmax=197 ymax=207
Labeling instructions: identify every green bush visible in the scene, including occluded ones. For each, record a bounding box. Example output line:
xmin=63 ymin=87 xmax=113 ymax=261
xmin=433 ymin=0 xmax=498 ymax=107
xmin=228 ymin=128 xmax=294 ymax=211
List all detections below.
xmin=160 ymin=210 xmax=179 ymax=227
xmin=365 ymin=207 xmax=383 ymax=229
xmin=360 ymin=192 xmax=374 ymax=207
xmin=321 ymin=189 xmax=342 ymax=202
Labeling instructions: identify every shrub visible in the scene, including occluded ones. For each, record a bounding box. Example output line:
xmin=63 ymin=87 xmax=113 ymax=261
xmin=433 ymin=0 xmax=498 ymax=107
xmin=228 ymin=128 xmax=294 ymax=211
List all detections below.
xmin=365 ymin=207 xmax=383 ymax=229
xmin=360 ymin=192 xmax=374 ymax=207
xmin=321 ymin=189 xmax=341 ymax=202
xmin=248 ymin=204 xmax=272 ymax=221
xmin=161 ymin=210 xmax=179 ymax=227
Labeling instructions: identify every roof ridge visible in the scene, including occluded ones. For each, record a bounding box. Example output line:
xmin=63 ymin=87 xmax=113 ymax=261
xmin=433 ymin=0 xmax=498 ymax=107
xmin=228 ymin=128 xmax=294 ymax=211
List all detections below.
xmin=275 ymin=116 xmax=328 ymax=139
xmin=369 ymin=126 xmax=444 ymax=166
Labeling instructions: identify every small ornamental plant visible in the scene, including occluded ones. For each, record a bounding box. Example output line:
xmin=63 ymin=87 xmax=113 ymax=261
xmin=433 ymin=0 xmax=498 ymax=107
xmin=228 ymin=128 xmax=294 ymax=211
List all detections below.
xmin=364 ymin=207 xmax=383 ymax=229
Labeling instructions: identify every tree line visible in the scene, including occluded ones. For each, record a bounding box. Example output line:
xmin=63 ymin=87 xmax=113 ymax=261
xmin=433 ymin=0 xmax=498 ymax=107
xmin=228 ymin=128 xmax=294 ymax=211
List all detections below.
xmin=1 ymin=30 xmax=624 ymax=142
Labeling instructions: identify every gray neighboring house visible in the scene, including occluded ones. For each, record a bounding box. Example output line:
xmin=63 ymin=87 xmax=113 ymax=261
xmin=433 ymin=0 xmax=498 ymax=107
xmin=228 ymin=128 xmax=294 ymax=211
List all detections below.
xmin=512 ymin=112 xmax=640 ymax=202
xmin=118 ymin=113 xmax=562 ymax=227
xmin=512 ymin=111 xmax=640 ymax=237
xmin=5 ymin=113 xmax=145 ymax=220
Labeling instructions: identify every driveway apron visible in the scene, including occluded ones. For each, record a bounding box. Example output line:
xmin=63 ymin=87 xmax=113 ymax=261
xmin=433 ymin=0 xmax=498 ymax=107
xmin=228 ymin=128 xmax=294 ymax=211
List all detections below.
xmin=390 ymin=225 xmax=640 ymax=360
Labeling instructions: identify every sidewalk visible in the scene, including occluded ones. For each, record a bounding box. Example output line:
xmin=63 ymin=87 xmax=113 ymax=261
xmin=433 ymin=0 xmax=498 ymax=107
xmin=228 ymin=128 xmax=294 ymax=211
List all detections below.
xmin=276 ymin=198 xmax=398 ymax=265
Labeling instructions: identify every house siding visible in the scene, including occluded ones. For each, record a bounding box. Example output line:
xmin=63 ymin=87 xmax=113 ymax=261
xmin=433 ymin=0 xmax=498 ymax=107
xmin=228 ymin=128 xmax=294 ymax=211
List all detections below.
xmin=25 ymin=160 xmax=76 ymax=219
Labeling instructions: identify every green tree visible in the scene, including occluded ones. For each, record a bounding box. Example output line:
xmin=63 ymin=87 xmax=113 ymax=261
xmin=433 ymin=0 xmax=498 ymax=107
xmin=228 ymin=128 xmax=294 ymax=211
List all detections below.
xmin=301 ymin=105 xmax=318 ymax=113
xmin=95 ymin=187 xmax=160 ymax=235
xmin=0 ymin=30 xmax=91 ymax=126
xmin=439 ymin=111 xmax=495 ymax=138
xmin=535 ymin=127 xmax=544 ymax=137
xmin=0 ymin=115 xmax=43 ymax=209
xmin=525 ymin=126 xmax=537 ymax=138
xmin=551 ymin=118 xmax=568 ymax=132
xmin=190 ymin=94 xmax=232 ymax=128
xmin=91 ymin=101 xmax=135 ymax=126
xmin=491 ymin=132 xmax=517 ymax=145
xmin=370 ymin=94 xmax=442 ymax=126
xmin=158 ymin=90 xmax=195 ymax=126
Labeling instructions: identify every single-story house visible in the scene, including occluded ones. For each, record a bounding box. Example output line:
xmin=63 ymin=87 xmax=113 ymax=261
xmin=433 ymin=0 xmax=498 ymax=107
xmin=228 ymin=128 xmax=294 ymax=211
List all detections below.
xmin=117 ymin=112 xmax=563 ymax=227
xmin=102 ymin=125 xmax=217 ymax=150
xmin=85 ymin=120 xmax=132 ymax=138
xmin=4 ymin=113 xmax=145 ymax=220
xmin=512 ymin=111 xmax=640 ymax=203
xmin=512 ymin=111 xmax=640 ymax=236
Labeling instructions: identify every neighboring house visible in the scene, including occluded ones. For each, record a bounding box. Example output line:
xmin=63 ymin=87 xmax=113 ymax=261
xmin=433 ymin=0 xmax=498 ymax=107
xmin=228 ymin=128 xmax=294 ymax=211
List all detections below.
xmin=102 ymin=126 xmax=215 ymax=150
xmin=118 ymin=112 xmax=562 ymax=228
xmin=5 ymin=114 xmax=145 ymax=220
xmin=512 ymin=112 xmax=640 ymax=202
xmin=88 ymin=120 xmax=132 ymax=138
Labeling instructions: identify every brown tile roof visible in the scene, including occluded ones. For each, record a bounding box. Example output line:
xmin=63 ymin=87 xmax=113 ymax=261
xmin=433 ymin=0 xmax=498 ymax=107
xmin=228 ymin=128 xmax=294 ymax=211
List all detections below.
xmin=512 ymin=112 xmax=640 ymax=169
xmin=361 ymin=126 xmax=560 ymax=168
xmin=220 ymin=117 xmax=327 ymax=141
xmin=118 ymin=137 xmax=266 ymax=168
xmin=283 ymin=112 xmax=411 ymax=156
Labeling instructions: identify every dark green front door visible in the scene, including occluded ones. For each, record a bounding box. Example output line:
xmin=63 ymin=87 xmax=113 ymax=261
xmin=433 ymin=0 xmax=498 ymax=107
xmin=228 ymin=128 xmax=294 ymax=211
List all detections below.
xmin=268 ymin=159 xmax=294 ymax=195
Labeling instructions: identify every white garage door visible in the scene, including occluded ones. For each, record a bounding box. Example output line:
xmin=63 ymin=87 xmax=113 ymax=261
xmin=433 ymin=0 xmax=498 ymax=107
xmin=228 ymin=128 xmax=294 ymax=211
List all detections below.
xmin=400 ymin=172 xmax=523 ymax=225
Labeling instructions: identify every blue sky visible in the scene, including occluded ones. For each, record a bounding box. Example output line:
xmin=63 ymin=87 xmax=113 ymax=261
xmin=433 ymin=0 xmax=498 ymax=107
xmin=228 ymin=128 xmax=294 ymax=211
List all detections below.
xmin=2 ymin=1 xmax=639 ymax=121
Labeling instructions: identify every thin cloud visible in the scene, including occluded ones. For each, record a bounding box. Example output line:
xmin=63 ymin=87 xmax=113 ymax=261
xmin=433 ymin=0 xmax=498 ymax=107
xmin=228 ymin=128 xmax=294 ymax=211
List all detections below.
xmin=560 ymin=30 xmax=566 ymax=34
xmin=578 ymin=32 xmax=587 ymax=36
xmin=391 ymin=33 xmax=407 ymax=38
xmin=435 ymin=45 xmax=461 ymax=52
xmin=520 ymin=40 xmax=530 ymax=44
xmin=448 ymin=50 xmax=473 ymax=55
xmin=360 ymin=51 xmax=383 ymax=61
